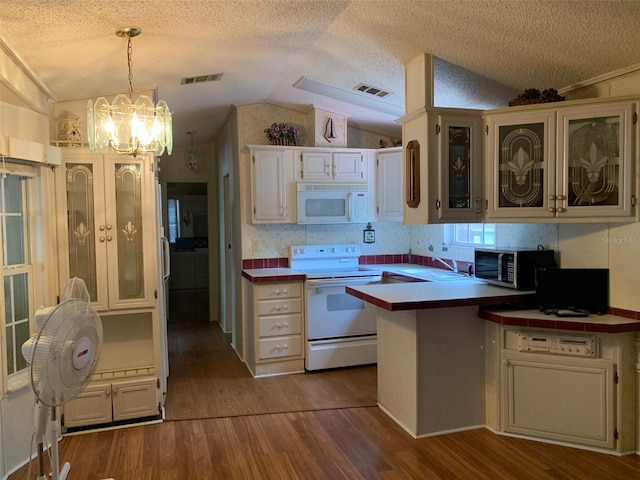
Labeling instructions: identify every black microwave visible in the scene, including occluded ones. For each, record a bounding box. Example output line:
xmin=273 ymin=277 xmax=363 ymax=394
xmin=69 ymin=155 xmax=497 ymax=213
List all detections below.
xmin=474 ymin=248 xmax=556 ymax=290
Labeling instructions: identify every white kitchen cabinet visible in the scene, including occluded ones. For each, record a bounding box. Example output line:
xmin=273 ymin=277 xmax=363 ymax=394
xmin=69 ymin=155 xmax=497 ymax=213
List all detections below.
xmin=249 ymin=146 xmax=296 ymax=223
xmin=428 ymin=109 xmax=484 ymax=223
xmin=375 ymin=147 xmax=403 ymax=222
xmin=61 ymin=149 xmax=157 ymax=311
xmin=62 ymin=377 xmax=159 ymax=430
xmin=245 ymin=280 xmax=305 ymax=377
xmin=485 ymin=99 xmax=637 ymax=221
xmin=401 ymin=107 xmax=484 ymax=224
xmin=495 ymin=326 xmax=637 ymax=454
xmin=297 ymin=149 xmax=368 ymax=182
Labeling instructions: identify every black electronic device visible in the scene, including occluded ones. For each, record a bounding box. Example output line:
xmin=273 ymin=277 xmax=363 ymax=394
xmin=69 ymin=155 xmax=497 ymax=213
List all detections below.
xmin=535 ymin=268 xmax=609 ymax=315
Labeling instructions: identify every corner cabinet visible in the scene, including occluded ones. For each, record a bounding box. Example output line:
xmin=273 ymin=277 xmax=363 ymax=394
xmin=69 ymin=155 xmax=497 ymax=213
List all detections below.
xmin=56 ymin=148 xmax=162 ymax=431
xmin=401 ymin=107 xmax=484 ymax=224
xmin=428 ymin=109 xmax=484 ymax=223
xmin=485 ymin=99 xmax=637 ymax=221
xmin=248 ymin=146 xmax=296 ymax=223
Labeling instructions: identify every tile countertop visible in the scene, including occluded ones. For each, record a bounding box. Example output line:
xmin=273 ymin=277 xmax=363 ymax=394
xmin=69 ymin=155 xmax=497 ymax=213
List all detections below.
xmin=346 ymin=281 xmax=535 ymax=311
xmin=241 ymin=268 xmax=306 ymax=283
xmin=479 ymin=306 xmax=640 ymax=333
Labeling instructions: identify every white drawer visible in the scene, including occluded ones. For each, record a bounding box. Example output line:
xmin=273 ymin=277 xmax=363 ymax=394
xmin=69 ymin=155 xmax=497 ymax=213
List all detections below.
xmin=259 ymin=314 xmax=302 ymax=337
xmin=257 ymin=298 xmax=301 ymax=316
xmin=257 ymin=282 xmax=301 ymax=300
xmin=258 ymin=335 xmax=303 ymax=360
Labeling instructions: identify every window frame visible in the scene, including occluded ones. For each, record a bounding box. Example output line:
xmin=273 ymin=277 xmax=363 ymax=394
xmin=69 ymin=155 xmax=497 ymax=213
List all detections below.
xmin=444 ymin=223 xmax=496 ymax=249
xmin=0 ymin=163 xmax=41 ymax=394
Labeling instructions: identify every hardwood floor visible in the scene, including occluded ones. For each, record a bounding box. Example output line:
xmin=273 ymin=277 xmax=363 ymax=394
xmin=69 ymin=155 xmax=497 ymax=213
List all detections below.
xmin=8 ymin=308 xmax=640 ymax=479
xmin=164 ymin=319 xmax=377 ymax=420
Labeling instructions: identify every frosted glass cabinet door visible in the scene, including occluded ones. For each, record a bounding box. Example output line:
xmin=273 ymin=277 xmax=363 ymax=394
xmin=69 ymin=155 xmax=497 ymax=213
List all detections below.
xmin=485 ymin=110 xmax=556 ymax=219
xmin=66 ymin=159 xmax=109 ymax=310
xmin=105 ymin=158 xmax=155 ymax=308
xmin=556 ymin=102 xmax=635 ymax=218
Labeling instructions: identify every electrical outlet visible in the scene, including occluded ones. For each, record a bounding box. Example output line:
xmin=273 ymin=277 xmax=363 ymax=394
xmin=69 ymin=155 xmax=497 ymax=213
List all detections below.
xmin=251 ymin=239 xmax=259 ymax=252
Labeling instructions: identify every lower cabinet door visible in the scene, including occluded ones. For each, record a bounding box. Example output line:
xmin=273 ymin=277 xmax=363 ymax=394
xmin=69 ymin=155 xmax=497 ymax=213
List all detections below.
xmin=63 ymin=377 xmax=158 ymax=429
xmin=112 ymin=377 xmax=159 ymax=422
xmin=503 ymin=352 xmax=616 ymax=449
xmin=63 ymin=382 xmax=113 ymax=429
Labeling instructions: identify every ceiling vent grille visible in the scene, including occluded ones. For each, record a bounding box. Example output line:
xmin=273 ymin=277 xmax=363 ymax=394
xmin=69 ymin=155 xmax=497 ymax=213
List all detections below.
xmin=354 ymin=83 xmax=392 ymax=98
xmin=181 ymin=73 xmax=224 ymax=85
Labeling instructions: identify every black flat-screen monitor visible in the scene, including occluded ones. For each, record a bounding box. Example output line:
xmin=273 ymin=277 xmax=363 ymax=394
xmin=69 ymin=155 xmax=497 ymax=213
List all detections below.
xmin=535 ymin=268 xmax=609 ymax=314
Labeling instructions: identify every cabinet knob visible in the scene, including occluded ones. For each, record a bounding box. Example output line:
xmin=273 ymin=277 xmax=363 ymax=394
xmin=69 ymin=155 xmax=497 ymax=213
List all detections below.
xmin=112 ymin=388 xmax=118 ymax=395
xmin=99 ymin=225 xmax=105 ymax=231
xmin=107 ymin=235 xmax=113 ymax=242
xmin=475 ymin=197 xmax=481 ymax=203
xmin=548 ymin=207 xmax=556 ymax=213
xmin=435 ymin=199 xmax=441 ymax=210
xmin=106 ymin=224 xmax=112 ymax=230
xmin=474 ymin=209 xmax=481 ymax=213
xmin=99 ymin=236 xmax=106 ymax=243
xmin=557 ymin=207 xmax=566 ymax=213
xmin=548 ymin=195 xmax=556 ymax=200
xmin=283 ymin=322 xmax=289 ymax=328
xmin=105 ymin=389 xmax=111 ymax=396
xmin=556 ymin=194 xmax=566 ymax=201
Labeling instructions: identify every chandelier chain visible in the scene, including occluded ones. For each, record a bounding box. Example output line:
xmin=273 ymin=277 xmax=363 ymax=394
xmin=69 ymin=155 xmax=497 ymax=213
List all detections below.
xmin=127 ymin=37 xmax=134 ymax=100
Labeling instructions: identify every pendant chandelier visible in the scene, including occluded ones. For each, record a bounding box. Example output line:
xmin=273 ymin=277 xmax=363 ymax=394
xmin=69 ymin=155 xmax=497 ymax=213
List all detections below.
xmin=87 ymin=26 xmax=173 ymax=157
xmin=185 ymin=130 xmax=200 ymax=171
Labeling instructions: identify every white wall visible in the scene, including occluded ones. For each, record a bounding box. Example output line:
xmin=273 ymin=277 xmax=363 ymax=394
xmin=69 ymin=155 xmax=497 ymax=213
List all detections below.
xmin=558 ymin=67 xmax=640 ymax=311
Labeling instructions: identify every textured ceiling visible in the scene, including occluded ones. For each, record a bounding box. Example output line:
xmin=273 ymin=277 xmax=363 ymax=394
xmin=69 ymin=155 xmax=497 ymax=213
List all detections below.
xmin=1 ymin=0 xmax=640 ymax=148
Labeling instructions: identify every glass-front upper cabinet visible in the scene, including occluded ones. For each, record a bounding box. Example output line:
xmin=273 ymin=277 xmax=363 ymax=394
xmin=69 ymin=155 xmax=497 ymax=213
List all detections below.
xmin=485 ymin=110 xmax=556 ymax=219
xmin=486 ymin=101 xmax=636 ymax=221
xmin=64 ymin=150 xmax=155 ymax=311
xmin=556 ymin=102 xmax=635 ymax=219
xmin=429 ymin=110 xmax=484 ymax=223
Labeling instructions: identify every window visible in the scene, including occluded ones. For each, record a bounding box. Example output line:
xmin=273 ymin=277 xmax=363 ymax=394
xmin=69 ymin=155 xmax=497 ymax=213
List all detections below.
xmin=445 ymin=223 xmax=496 ymax=247
xmin=1 ymin=174 xmax=33 ymax=377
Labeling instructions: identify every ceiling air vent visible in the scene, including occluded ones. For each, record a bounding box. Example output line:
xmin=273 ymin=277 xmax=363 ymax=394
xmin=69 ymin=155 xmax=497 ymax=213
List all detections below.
xmin=181 ymin=73 xmax=224 ymax=85
xmin=354 ymin=83 xmax=392 ymax=98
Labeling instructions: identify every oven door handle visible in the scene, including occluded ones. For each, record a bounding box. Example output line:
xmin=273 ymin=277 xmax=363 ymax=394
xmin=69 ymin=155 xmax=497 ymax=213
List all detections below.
xmin=306 ymin=276 xmax=381 ymax=287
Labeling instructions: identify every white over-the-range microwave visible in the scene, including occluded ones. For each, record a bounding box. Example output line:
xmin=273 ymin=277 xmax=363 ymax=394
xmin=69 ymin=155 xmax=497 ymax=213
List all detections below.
xmin=297 ymin=183 xmax=369 ymax=224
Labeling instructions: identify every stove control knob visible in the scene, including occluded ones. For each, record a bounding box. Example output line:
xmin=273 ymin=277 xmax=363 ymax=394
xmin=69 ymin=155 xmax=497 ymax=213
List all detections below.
xmin=330 ymin=247 xmax=335 ymax=253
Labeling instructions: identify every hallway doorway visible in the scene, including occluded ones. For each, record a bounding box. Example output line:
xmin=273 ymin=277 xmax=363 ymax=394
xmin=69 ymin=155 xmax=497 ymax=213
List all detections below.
xmin=166 ymin=182 xmax=210 ymax=323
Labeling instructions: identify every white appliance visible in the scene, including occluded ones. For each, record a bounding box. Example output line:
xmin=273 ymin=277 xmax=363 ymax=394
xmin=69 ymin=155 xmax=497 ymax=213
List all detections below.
xmin=296 ymin=183 xmax=369 ymax=224
xmin=290 ymin=244 xmax=381 ymax=371
xmin=155 ymin=180 xmax=170 ymax=399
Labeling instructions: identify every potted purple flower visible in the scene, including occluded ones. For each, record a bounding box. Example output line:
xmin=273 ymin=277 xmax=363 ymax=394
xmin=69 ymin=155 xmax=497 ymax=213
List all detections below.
xmin=264 ymin=122 xmax=299 ymax=146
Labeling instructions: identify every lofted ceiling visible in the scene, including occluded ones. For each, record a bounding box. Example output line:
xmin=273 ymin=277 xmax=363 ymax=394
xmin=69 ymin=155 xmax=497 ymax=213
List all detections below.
xmin=1 ymin=0 xmax=640 ymax=149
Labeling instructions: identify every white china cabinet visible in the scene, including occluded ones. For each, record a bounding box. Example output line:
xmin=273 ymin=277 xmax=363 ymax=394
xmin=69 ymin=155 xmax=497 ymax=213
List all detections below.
xmin=57 ymin=148 xmax=161 ymax=430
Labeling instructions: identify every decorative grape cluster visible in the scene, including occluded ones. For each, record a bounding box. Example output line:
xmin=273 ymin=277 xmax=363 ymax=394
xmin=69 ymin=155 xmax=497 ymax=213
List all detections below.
xmin=509 ymin=88 xmax=565 ymax=106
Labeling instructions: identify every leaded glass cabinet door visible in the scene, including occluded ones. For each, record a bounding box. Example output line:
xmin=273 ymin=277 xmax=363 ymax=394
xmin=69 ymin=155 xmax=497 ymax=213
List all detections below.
xmin=66 ymin=153 xmax=109 ymax=311
xmin=556 ymin=102 xmax=635 ymax=219
xmin=429 ymin=110 xmax=483 ymax=222
xmin=485 ymin=110 xmax=556 ymax=219
xmin=104 ymin=155 xmax=155 ymax=309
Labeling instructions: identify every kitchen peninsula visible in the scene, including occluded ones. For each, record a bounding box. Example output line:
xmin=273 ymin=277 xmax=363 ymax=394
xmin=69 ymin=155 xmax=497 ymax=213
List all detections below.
xmin=345 ymin=281 xmax=533 ymax=439
xmin=346 ymin=281 xmax=639 ymax=454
